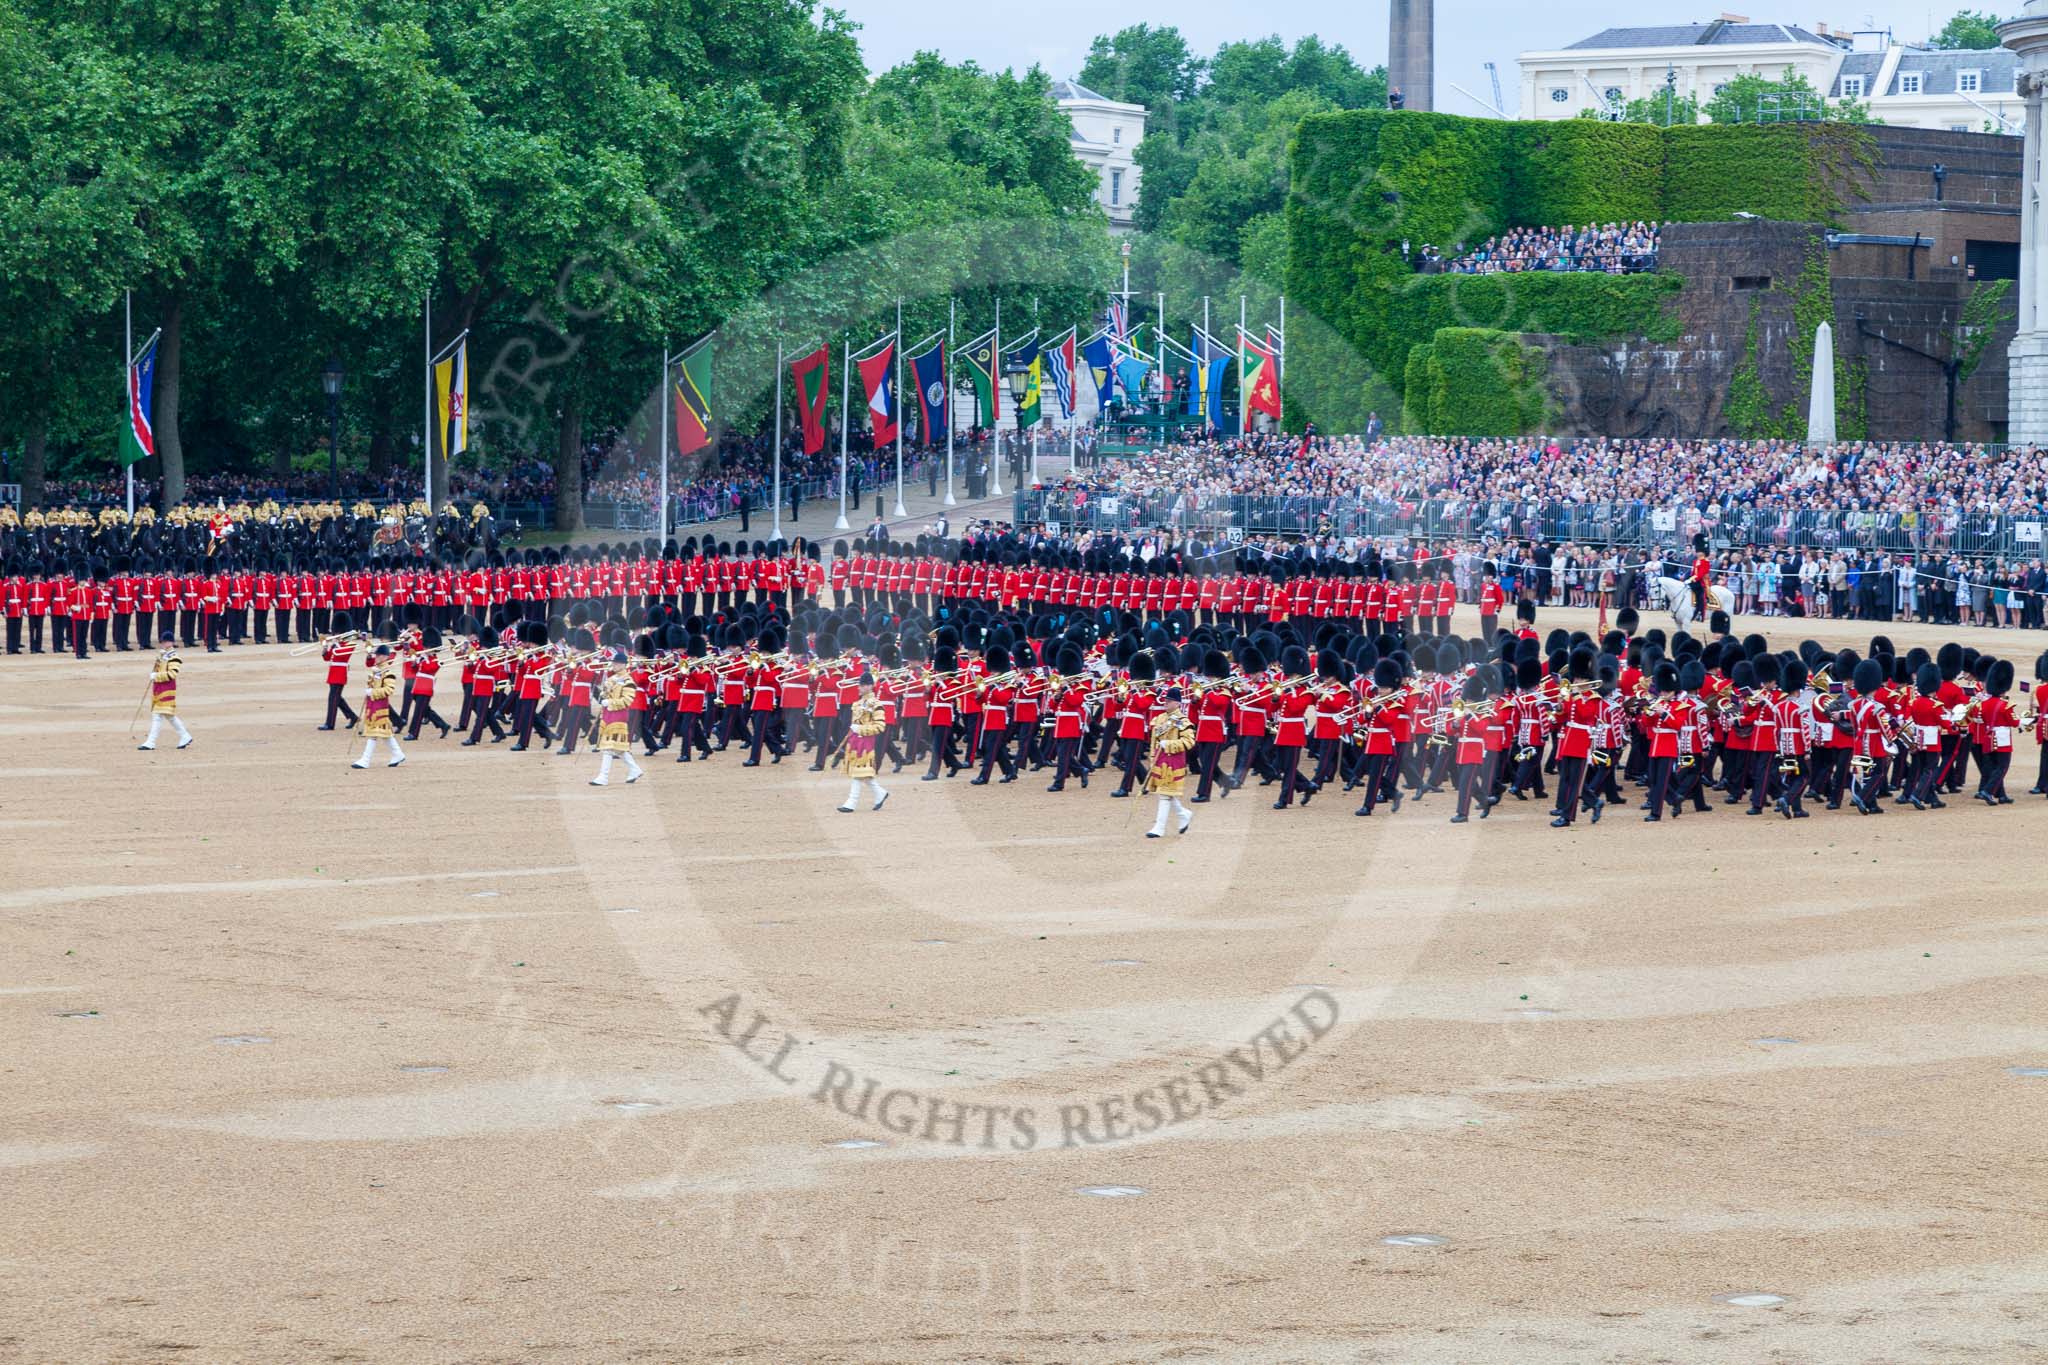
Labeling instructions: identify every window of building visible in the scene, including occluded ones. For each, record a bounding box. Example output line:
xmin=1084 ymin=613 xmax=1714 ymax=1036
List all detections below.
xmin=1840 ymin=75 xmax=1864 ymax=98
xmin=1110 ymin=169 xmax=1122 ymax=206
xmin=1899 ymin=72 xmax=1923 ymax=94
xmin=1603 ymin=86 xmax=1623 ymax=103
xmin=1958 ymin=69 xmax=1981 ymax=94
xmin=1550 ymin=87 xmax=1569 ymax=102
xmin=1112 ymin=126 xmax=1121 ymax=143
xmin=1950 ymin=123 xmax=1971 ymax=132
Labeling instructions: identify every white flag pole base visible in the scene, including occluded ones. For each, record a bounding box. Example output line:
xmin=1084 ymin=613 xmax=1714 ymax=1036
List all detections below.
xmin=893 ymin=498 xmax=907 ymax=518
xmin=943 ymin=491 xmax=957 ymax=507
xmin=833 ymin=513 xmax=851 ymax=531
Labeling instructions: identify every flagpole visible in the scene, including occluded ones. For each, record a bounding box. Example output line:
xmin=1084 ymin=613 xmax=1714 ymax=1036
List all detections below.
xmin=1277 ymin=295 xmax=1286 ymax=431
xmin=773 ymin=340 xmax=784 ymax=538
xmin=124 ymin=289 xmax=135 ymax=517
xmin=1028 ymin=297 xmax=1040 ymax=486
xmin=893 ymin=299 xmax=907 ymax=518
xmin=658 ymin=341 xmax=670 ymax=545
xmin=422 ymin=293 xmax=433 ymax=515
xmin=989 ymin=298 xmax=1003 ymax=499
xmin=1228 ymin=296 xmax=1245 ymax=439
xmin=1155 ymin=292 xmax=1164 ymax=414
xmin=944 ymin=298 xmax=956 ymax=508
xmin=835 ymin=340 xmax=851 ymax=532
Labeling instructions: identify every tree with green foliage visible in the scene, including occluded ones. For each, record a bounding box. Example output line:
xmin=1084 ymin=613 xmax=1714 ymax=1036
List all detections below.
xmin=1929 ymin=9 xmax=2003 ymax=49
xmin=1576 ymin=91 xmax=1702 ymax=126
xmin=1705 ymin=68 xmax=1874 ymax=125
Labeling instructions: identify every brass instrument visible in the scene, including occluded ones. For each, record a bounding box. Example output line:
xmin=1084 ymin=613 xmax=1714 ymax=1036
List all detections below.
xmin=290 ymin=628 xmax=367 ymax=657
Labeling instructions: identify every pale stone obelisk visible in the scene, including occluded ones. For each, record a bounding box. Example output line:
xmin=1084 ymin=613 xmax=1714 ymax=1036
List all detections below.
xmin=1999 ymin=3 xmax=2048 ymax=441
xmin=1389 ymin=0 xmax=1434 ymax=112
xmin=1807 ymin=321 xmax=1837 ymax=444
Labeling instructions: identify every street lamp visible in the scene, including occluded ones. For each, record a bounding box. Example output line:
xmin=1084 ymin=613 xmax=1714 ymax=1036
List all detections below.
xmin=1003 ymin=366 xmax=1029 ymax=489
xmin=321 ymin=356 xmax=344 ymax=503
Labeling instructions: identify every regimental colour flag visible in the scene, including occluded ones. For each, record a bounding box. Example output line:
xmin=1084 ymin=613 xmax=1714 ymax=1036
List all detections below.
xmin=122 ymin=335 xmax=158 ymax=467
xmin=433 ymin=337 xmax=469 ymax=461
xmin=963 ymin=329 xmax=1000 ymax=427
xmin=672 ymin=338 xmax=712 ymax=456
xmin=909 ymin=340 xmax=947 ymax=444
xmin=790 ymin=345 xmax=831 ymax=455
xmin=1043 ymin=330 xmax=1078 ymax=419
xmin=1242 ymin=331 xmax=1282 ymax=420
xmin=857 ymin=339 xmax=898 ymax=447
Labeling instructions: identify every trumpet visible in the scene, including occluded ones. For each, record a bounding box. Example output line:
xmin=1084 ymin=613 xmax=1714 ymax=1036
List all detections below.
xmin=290 ymin=628 xmax=367 ymax=657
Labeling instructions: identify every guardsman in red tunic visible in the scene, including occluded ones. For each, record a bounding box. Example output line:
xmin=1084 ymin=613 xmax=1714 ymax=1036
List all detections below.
xmin=2 ymin=566 xmax=24 ymax=654
xmin=1846 ymin=658 xmax=1893 ymax=815
xmin=1268 ymin=659 xmax=1317 ymax=810
xmin=969 ymin=645 xmax=1020 ymax=784
xmin=1974 ymin=659 xmax=2018 ymax=806
xmin=921 ymin=649 xmax=964 ymax=780
xmin=68 ymin=569 xmax=94 ymax=659
xmin=404 ymin=635 xmax=454 ymax=741
xmin=671 ymin=643 xmax=714 ymax=762
xmin=1550 ymin=653 xmax=1600 ymax=827
xmin=744 ymin=644 xmax=785 ymax=766
xmin=1109 ymin=651 xmax=1157 ymax=796
xmin=1450 ymin=672 xmax=1492 ymax=823
xmin=1189 ymin=651 xmax=1235 ymax=802
xmin=318 ymin=627 xmax=363 ymax=729
xmin=1045 ymin=651 xmax=1092 ymax=792
xmin=112 ymin=564 xmax=137 ymax=651
xmin=1353 ymin=658 xmax=1406 ymax=816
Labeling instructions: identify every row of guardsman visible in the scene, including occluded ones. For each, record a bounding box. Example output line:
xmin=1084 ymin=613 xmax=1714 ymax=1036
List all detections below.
xmin=293 ymin=590 xmax=2048 ymax=822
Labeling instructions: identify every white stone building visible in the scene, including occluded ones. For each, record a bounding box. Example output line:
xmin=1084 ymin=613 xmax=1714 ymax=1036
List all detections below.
xmin=1052 ymin=79 xmax=1146 ymax=231
xmin=1517 ymin=19 xmax=2022 ymax=133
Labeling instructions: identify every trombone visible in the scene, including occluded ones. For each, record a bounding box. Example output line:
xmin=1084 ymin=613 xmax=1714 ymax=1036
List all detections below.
xmin=289 ymin=628 xmax=367 ymax=657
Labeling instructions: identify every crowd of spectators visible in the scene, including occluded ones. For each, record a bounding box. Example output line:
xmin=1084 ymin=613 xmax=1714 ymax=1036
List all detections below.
xmin=1420 ymin=221 xmax=1663 ymax=276
xmin=1057 ymin=432 xmax=2048 ymax=524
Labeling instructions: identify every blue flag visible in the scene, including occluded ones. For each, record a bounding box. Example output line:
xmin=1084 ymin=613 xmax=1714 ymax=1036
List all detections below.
xmin=1114 ymin=356 xmax=1151 ymax=403
xmin=909 ymin=341 xmax=947 ymax=444
xmin=1079 ymin=331 xmax=1114 ymax=401
xmin=1204 ymin=355 xmax=1229 ymax=427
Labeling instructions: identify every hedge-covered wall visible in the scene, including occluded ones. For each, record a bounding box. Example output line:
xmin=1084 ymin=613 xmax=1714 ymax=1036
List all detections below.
xmin=1512 ymin=122 xmax=1665 ymax=229
xmin=1284 ymin=109 xmax=1873 ymax=433
xmin=1407 ymin=328 xmax=1551 ymax=437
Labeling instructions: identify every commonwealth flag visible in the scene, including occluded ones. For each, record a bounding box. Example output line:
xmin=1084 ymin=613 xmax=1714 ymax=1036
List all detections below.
xmin=856 ymin=338 xmax=898 ymax=447
xmin=1043 ymin=330 xmax=1078 ymax=419
xmin=909 ymin=340 xmax=947 ymax=443
xmin=1006 ymin=336 xmax=1041 ymax=428
xmin=790 ymin=345 xmax=830 ymax=455
xmin=1242 ymin=331 xmax=1282 ymax=420
xmin=672 ymin=338 xmax=712 ymax=456
xmin=121 ymin=334 xmax=158 ymax=467
xmin=434 ymin=336 xmax=469 ymax=462
xmin=1078 ymin=331 xmax=1113 ymax=402
xmin=963 ymin=329 xmax=999 ymax=427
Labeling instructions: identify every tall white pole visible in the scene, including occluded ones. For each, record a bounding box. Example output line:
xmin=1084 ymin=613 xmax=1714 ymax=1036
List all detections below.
xmin=893 ymin=298 xmax=906 ymax=518
xmin=1239 ymin=294 xmax=1248 ymax=439
xmin=1156 ymin=292 xmax=1164 ymax=412
xmin=1202 ymin=295 xmax=1211 ymax=433
xmin=990 ymin=298 xmax=1004 ymax=499
xmin=944 ymin=297 xmax=956 ymax=507
xmin=124 ymin=289 xmax=135 ymax=517
xmin=1277 ymin=295 xmax=1286 ymax=432
xmin=657 ymin=341 xmax=669 ymax=545
xmin=1028 ymin=298 xmax=1040 ymax=486
xmin=834 ymin=340 xmax=851 ymax=531
xmin=772 ymin=340 xmax=783 ymax=538
xmin=422 ymin=293 xmax=433 ymax=514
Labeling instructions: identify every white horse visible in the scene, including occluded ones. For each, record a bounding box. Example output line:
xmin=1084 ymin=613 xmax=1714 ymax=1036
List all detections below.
xmin=1649 ymin=575 xmax=1736 ymax=633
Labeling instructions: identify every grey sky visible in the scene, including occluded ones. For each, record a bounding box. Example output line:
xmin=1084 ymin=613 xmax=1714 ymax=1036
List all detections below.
xmin=834 ymin=0 xmax=2002 ymax=117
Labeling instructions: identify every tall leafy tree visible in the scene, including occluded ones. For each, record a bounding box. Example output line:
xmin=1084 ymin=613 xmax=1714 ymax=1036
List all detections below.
xmin=1929 ymin=9 xmax=2003 ymax=49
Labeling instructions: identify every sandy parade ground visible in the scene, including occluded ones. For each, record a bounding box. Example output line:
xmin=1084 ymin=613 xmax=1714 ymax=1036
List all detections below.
xmin=4 ymin=599 xmax=2047 ymax=1363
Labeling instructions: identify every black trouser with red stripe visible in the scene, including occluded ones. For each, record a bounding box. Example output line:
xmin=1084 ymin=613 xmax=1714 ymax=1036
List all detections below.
xmin=1977 ymin=748 xmax=2012 ymax=801
xmin=1453 ymin=761 xmax=1481 ymax=819
xmin=1192 ymin=740 xmax=1225 ymax=799
xmin=324 ymin=682 xmax=358 ymax=728
xmin=1645 ymin=755 xmax=1674 ymax=818
xmin=1554 ymin=754 xmax=1587 ymax=824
